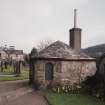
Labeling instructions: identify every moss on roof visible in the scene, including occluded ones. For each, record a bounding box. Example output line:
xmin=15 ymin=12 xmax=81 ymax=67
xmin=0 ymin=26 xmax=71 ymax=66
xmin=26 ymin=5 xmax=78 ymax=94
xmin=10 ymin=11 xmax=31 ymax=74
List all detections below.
xmin=38 ymin=41 xmax=94 ymax=59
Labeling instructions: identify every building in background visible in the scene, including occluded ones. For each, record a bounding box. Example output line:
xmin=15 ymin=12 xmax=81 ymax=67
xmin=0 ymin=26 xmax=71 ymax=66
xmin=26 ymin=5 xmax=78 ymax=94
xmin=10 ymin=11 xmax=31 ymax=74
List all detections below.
xmin=0 ymin=45 xmax=24 ymax=62
xmin=0 ymin=49 xmax=8 ymax=61
xmin=4 ymin=46 xmax=24 ymax=61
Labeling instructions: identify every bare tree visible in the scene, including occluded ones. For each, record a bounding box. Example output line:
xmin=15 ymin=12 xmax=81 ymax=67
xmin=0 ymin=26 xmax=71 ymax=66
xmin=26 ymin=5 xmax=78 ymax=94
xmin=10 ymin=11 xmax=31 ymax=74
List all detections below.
xmin=36 ymin=39 xmax=54 ymax=51
xmin=24 ymin=54 xmax=30 ymax=65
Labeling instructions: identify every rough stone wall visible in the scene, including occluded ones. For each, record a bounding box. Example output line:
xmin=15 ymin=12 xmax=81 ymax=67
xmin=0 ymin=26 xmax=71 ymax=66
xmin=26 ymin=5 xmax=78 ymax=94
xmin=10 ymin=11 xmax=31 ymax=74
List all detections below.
xmin=61 ymin=61 xmax=96 ymax=85
xmin=34 ymin=60 xmax=62 ymax=86
xmin=34 ymin=60 xmax=96 ymax=87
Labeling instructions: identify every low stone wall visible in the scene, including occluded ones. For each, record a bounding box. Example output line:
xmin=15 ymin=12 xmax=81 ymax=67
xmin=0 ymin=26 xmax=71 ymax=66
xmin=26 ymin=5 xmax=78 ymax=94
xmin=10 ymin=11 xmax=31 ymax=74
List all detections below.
xmin=0 ymin=80 xmax=29 ymax=93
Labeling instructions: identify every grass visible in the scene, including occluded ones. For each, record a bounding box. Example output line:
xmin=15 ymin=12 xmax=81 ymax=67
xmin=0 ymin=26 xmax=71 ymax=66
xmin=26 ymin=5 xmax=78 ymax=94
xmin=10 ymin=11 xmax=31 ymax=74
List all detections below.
xmin=0 ymin=66 xmax=29 ymax=81
xmin=46 ymin=91 xmax=105 ymax=105
xmin=0 ymin=66 xmax=14 ymax=75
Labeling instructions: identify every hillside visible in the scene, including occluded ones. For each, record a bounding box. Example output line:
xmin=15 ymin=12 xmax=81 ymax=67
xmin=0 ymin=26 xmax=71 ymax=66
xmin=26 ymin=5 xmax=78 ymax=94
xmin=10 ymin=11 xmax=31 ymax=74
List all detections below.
xmin=83 ymin=44 xmax=105 ymax=58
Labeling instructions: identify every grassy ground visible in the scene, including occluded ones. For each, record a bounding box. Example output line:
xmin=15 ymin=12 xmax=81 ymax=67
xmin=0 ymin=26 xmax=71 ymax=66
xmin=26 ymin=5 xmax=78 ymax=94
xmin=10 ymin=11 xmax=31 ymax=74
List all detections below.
xmin=46 ymin=91 xmax=105 ymax=105
xmin=0 ymin=66 xmax=29 ymax=81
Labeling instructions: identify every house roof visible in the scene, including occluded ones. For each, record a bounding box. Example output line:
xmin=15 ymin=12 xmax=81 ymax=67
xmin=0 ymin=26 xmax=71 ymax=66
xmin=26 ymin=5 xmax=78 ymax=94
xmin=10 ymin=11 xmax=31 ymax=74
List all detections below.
xmin=0 ymin=49 xmax=7 ymax=54
xmin=38 ymin=41 xmax=94 ymax=60
xmin=5 ymin=49 xmax=23 ymax=55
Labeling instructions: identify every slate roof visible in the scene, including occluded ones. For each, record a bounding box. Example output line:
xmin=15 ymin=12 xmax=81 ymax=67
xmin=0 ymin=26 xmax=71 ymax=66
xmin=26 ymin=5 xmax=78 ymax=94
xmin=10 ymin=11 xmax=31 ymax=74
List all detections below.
xmin=38 ymin=41 xmax=94 ymax=59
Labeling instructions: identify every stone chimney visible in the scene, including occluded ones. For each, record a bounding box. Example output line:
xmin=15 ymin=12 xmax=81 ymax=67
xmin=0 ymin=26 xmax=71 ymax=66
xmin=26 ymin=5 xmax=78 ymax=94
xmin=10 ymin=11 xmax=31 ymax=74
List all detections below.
xmin=69 ymin=9 xmax=82 ymax=51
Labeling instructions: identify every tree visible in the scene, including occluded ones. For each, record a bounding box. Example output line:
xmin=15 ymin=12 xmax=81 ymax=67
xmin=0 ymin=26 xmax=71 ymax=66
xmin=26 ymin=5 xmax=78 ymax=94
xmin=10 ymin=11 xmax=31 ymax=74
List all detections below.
xmin=36 ymin=39 xmax=54 ymax=51
xmin=1 ymin=61 xmax=3 ymax=72
xmin=29 ymin=47 xmax=38 ymax=83
xmin=24 ymin=54 xmax=30 ymax=65
xmin=30 ymin=48 xmax=38 ymax=56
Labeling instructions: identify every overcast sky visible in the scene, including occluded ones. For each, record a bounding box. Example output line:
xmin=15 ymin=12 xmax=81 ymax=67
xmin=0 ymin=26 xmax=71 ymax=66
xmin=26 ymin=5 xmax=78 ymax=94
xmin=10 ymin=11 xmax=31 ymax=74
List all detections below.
xmin=0 ymin=0 xmax=105 ymax=53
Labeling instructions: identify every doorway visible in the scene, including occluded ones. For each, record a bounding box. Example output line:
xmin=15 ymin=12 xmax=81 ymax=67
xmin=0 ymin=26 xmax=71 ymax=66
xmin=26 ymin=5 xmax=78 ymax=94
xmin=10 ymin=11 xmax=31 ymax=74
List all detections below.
xmin=45 ymin=63 xmax=54 ymax=80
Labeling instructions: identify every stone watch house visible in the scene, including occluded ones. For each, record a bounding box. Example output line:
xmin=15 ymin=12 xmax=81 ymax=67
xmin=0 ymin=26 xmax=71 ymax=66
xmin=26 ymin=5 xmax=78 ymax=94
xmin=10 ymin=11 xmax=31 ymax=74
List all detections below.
xmin=29 ymin=10 xmax=96 ymax=88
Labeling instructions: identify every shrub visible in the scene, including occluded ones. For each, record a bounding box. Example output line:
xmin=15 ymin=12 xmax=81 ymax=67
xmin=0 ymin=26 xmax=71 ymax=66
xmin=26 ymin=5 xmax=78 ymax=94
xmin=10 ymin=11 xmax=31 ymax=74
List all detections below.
xmin=51 ymin=83 xmax=82 ymax=94
xmin=81 ymin=74 xmax=105 ymax=101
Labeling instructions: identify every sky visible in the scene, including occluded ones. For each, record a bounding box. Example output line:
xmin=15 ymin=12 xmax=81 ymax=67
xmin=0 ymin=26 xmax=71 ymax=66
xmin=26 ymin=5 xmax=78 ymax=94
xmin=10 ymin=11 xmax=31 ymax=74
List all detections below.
xmin=0 ymin=0 xmax=105 ymax=53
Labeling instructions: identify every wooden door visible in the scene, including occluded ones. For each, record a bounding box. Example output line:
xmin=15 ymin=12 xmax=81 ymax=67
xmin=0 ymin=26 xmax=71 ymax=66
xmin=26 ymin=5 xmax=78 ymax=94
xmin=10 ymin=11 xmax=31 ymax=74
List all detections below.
xmin=45 ymin=63 xmax=53 ymax=80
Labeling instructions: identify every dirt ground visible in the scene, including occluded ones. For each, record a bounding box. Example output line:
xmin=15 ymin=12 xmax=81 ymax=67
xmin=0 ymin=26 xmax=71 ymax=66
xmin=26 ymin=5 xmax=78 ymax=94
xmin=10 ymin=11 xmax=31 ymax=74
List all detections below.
xmin=0 ymin=81 xmax=48 ymax=105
